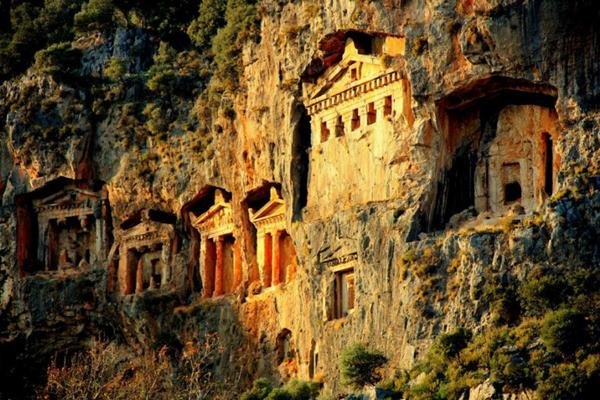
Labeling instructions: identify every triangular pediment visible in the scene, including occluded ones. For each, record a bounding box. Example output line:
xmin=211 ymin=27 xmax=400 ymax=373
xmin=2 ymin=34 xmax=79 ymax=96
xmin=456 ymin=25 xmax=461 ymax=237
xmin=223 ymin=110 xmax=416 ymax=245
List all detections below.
xmin=250 ymin=199 xmax=285 ymax=221
xmin=308 ymin=38 xmax=390 ymax=101
xmin=121 ymin=219 xmax=174 ymax=245
xmin=318 ymin=238 xmax=358 ymax=266
xmin=36 ymin=187 xmax=100 ymax=207
xmin=194 ymin=201 xmax=232 ymax=226
xmin=309 ymin=56 xmax=384 ymax=101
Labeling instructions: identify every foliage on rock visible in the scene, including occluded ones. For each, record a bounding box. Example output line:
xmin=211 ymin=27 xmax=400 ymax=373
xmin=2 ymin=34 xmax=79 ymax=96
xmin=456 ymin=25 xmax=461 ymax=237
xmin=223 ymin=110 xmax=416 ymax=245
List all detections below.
xmin=340 ymin=343 xmax=388 ymax=389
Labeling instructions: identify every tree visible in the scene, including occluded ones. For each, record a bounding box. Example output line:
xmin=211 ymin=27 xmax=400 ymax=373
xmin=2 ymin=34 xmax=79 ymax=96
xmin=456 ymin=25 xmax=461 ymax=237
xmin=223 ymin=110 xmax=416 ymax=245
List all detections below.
xmin=340 ymin=343 xmax=388 ymax=389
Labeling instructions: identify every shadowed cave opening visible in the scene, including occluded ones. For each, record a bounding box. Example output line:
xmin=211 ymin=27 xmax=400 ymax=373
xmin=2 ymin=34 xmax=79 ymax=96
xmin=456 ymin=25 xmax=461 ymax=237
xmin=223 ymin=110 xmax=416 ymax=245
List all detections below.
xmin=291 ymin=104 xmax=311 ymax=221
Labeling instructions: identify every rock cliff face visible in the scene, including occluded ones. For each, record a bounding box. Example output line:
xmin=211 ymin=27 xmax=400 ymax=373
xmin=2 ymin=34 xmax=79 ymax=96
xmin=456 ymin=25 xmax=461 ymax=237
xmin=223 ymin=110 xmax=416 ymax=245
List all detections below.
xmin=1 ymin=0 xmax=600 ymax=398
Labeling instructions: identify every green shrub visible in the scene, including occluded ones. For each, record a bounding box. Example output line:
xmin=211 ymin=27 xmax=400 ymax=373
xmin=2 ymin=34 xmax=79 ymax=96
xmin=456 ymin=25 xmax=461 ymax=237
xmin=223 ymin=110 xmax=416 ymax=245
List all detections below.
xmin=103 ymin=56 xmax=126 ymax=81
xmin=211 ymin=0 xmax=259 ymax=91
xmin=435 ymin=328 xmax=472 ymax=359
xmin=74 ymin=0 xmax=114 ymax=34
xmin=241 ymin=378 xmax=273 ymax=400
xmin=521 ymin=270 xmax=567 ymax=316
xmin=340 ymin=343 xmax=388 ymax=389
xmin=187 ymin=0 xmax=227 ymax=51
xmin=278 ymin=380 xmax=320 ymax=400
xmin=536 ymin=363 xmax=584 ymax=400
xmin=241 ymin=379 xmax=320 ymax=400
xmin=34 ymin=42 xmax=81 ymax=76
xmin=541 ymin=308 xmax=587 ymax=355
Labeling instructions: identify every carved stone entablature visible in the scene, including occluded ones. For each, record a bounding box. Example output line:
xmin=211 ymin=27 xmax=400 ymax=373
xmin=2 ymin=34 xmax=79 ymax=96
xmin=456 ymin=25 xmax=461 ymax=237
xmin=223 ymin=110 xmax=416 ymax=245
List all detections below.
xmin=307 ymin=71 xmax=402 ymax=116
xmin=249 ymin=187 xmax=286 ymax=233
xmin=317 ymin=238 xmax=358 ymax=272
xmin=190 ymin=189 xmax=235 ymax=238
xmin=119 ymin=210 xmax=175 ymax=250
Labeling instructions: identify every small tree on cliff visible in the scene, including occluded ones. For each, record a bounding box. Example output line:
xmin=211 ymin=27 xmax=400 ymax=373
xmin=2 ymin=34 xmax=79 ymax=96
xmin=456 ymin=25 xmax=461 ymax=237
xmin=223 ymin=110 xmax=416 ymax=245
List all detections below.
xmin=340 ymin=343 xmax=388 ymax=389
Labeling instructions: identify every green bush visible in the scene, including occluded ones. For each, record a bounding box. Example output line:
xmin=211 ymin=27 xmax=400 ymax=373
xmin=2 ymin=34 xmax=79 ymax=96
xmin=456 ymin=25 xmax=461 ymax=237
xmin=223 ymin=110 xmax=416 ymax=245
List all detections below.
xmin=103 ymin=56 xmax=126 ymax=81
xmin=536 ymin=363 xmax=584 ymax=400
xmin=241 ymin=379 xmax=319 ymax=400
xmin=435 ymin=328 xmax=472 ymax=359
xmin=520 ymin=270 xmax=567 ymax=316
xmin=34 ymin=42 xmax=81 ymax=76
xmin=74 ymin=0 xmax=115 ymax=34
xmin=277 ymin=380 xmax=320 ymax=400
xmin=241 ymin=378 xmax=273 ymax=400
xmin=340 ymin=343 xmax=388 ymax=389
xmin=211 ymin=0 xmax=259 ymax=91
xmin=541 ymin=308 xmax=587 ymax=355
xmin=187 ymin=0 xmax=227 ymax=51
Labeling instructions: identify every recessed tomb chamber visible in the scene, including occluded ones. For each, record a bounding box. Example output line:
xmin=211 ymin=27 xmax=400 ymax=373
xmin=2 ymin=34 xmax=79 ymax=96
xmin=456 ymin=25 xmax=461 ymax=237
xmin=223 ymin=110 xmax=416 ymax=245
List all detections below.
xmin=188 ymin=188 xmax=242 ymax=298
xmin=425 ymin=76 xmax=561 ymax=231
xmin=16 ymin=178 xmax=111 ymax=277
xmin=116 ymin=209 xmax=176 ymax=295
xmin=301 ymin=32 xmax=413 ymax=219
xmin=248 ymin=186 xmax=298 ymax=290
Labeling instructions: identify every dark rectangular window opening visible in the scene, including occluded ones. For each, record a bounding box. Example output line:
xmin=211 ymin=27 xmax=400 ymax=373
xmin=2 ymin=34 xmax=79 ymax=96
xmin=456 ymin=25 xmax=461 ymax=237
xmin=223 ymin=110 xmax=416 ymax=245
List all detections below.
xmin=504 ymin=181 xmax=522 ymax=204
xmin=335 ymin=115 xmax=345 ymax=137
xmin=320 ymin=121 xmax=330 ymax=143
xmin=333 ymin=269 xmax=355 ymax=319
xmin=367 ymin=102 xmax=376 ymax=125
xmin=384 ymin=96 xmax=392 ymax=116
xmin=351 ymin=109 xmax=360 ymax=131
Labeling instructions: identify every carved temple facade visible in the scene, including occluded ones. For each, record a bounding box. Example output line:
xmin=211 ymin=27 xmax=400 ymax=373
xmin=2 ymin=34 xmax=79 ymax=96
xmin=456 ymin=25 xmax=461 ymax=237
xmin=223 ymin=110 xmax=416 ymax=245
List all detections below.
xmin=474 ymin=104 xmax=560 ymax=215
xmin=302 ymin=34 xmax=412 ymax=218
xmin=428 ymin=77 xmax=561 ymax=230
xmin=249 ymin=187 xmax=297 ymax=289
xmin=190 ymin=189 xmax=242 ymax=298
xmin=116 ymin=209 xmax=176 ymax=295
xmin=16 ymin=178 xmax=111 ymax=276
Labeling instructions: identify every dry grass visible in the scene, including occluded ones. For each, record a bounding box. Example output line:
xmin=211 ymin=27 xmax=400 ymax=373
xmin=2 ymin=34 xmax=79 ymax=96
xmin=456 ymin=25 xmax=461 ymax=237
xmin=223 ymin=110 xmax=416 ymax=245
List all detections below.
xmin=42 ymin=334 xmax=236 ymax=400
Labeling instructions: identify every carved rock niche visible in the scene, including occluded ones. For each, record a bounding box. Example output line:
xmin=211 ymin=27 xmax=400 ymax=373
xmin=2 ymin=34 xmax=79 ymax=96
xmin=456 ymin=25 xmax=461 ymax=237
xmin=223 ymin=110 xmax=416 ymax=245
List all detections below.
xmin=16 ymin=178 xmax=111 ymax=277
xmin=425 ymin=76 xmax=560 ymax=231
xmin=248 ymin=186 xmax=298 ymax=291
xmin=116 ymin=209 xmax=176 ymax=295
xmin=189 ymin=188 xmax=241 ymax=298
xmin=301 ymin=32 xmax=412 ymax=219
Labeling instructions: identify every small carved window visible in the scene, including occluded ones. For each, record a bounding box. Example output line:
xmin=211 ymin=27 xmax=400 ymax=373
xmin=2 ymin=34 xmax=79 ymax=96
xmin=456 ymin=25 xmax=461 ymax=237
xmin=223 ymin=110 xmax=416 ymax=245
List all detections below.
xmin=320 ymin=121 xmax=330 ymax=142
xmin=367 ymin=102 xmax=376 ymax=125
xmin=351 ymin=67 xmax=358 ymax=81
xmin=384 ymin=95 xmax=392 ymax=116
xmin=333 ymin=268 xmax=355 ymax=319
xmin=351 ymin=109 xmax=360 ymax=131
xmin=335 ymin=115 xmax=345 ymax=137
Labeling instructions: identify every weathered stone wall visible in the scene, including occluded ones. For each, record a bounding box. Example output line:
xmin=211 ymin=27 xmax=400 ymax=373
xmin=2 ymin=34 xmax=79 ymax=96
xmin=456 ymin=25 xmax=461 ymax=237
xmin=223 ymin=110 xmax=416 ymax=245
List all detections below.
xmin=0 ymin=0 xmax=599 ymax=397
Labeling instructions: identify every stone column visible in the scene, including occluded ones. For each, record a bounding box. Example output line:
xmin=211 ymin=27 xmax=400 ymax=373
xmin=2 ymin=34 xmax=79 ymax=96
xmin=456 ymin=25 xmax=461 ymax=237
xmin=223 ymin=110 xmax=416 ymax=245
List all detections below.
xmin=38 ymin=219 xmax=49 ymax=271
xmin=201 ymin=238 xmax=215 ymax=298
xmin=47 ymin=219 xmax=59 ymax=271
xmin=263 ymin=232 xmax=272 ymax=288
xmin=272 ymin=230 xmax=282 ymax=286
xmin=214 ymin=236 xmax=224 ymax=296
xmin=256 ymin=231 xmax=264 ymax=283
xmin=161 ymin=244 xmax=170 ymax=288
xmin=135 ymin=257 xmax=144 ymax=294
xmin=233 ymin=240 xmax=242 ymax=288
